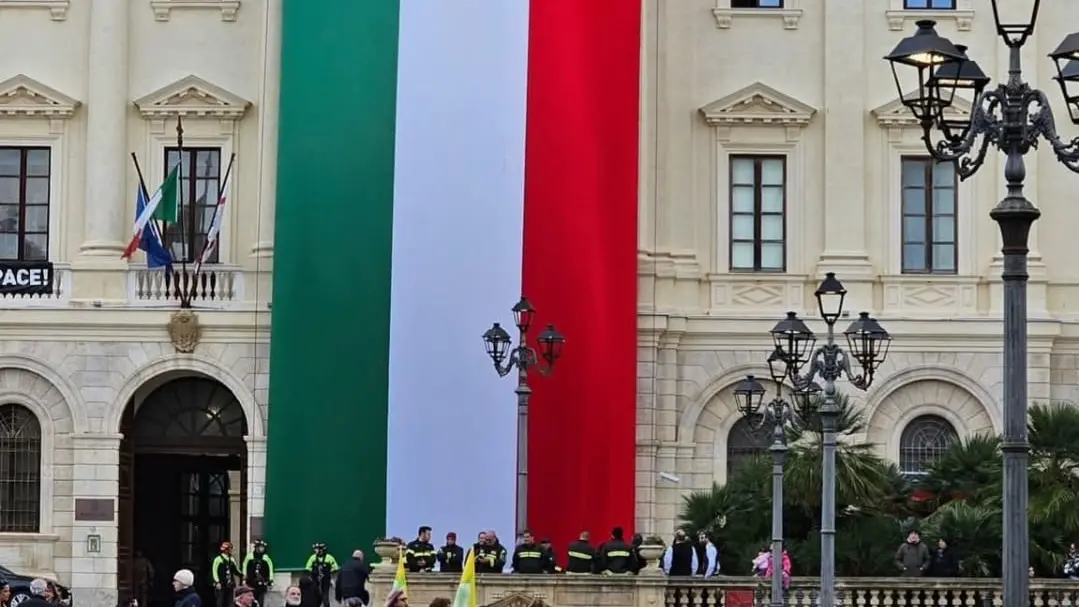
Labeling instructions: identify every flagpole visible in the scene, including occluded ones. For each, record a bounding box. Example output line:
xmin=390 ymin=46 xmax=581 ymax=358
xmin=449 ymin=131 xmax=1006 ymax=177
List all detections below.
xmin=194 ymin=152 xmax=235 ymax=278
xmin=130 ymin=152 xmax=167 ymax=258
xmin=175 ymin=116 xmax=192 ymax=308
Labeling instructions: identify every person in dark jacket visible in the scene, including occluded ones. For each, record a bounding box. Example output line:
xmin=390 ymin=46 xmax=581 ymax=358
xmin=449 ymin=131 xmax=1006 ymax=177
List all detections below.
xmin=597 ymin=527 xmax=636 ymax=574
xmin=297 ymin=575 xmax=322 ymax=607
xmin=469 ymin=531 xmax=507 ymax=573
xmin=243 ymin=540 xmax=275 ymax=607
xmin=405 ymin=527 xmax=437 ymax=573
xmin=21 ymin=580 xmax=53 ymax=607
xmin=437 ymin=533 xmax=464 ymax=574
xmin=335 ymin=550 xmax=371 ymax=606
xmin=539 ymin=539 xmax=560 ymax=573
xmin=511 ymin=530 xmax=551 ymax=574
xmin=928 ymin=538 xmax=959 ymax=577
xmin=565 ymin=531 xmax=596 ymax=574
xmin=172 ymin=569 xmax=202 ymax=607
xmin=895 ymin=531 xmax=931 ymax=577
xmin=662 ymin=530 xmax=698 ymax=576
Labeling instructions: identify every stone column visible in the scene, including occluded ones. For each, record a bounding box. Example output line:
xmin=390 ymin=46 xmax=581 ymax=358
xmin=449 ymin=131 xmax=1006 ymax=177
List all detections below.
xmin=70 ymin=433 xmax=123 ymax=607
xmin=817 ymin=0 xmax=873 ymax=290
xmin=251 ymin=0 xmax=281 ymax=258
xmin=78 ymin=0 xmax=129 ymax=263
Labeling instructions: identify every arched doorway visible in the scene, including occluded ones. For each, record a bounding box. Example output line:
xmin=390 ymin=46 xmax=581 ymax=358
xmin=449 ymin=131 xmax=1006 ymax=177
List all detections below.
xmin=117 ymin=375 xmax=248 ymax=607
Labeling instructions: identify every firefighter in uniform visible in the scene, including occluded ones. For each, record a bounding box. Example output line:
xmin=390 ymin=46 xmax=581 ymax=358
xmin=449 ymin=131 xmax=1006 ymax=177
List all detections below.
xmin=566 ymin=531 xmax=596 ymax=574
xmin=470 ymin=531 xmax=507 ymax=573
xmin=305 ymin=543 xmax=339 ymax=607
xmin=437 ymin=532 xmax=465 ymax=574
xmin=511 ymin=530 xmax=551 ymax=574
xmin=405 ymin=526 xmax=437 ymax=573
xmin=243 ymin=539 xmax=275 ymax=606
xmin=539 ymin=539 xmax=561 ymax=573
xmin=211 ymin=542 xmax=242 ymax=607
xmin=597 ymin=527 xmax=636 ymax=575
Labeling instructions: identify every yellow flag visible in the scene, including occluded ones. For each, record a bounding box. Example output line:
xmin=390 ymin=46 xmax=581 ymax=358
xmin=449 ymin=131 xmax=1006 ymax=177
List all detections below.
xmin=393 ymin=546 xmax=408 ymax=595
xmin=452 ymin=550 xmax=477 ymax=607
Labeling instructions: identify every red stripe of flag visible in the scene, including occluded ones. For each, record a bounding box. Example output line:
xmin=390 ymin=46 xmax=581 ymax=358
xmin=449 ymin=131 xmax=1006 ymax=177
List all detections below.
xmin=523 ymin=0 xmax=641 ymax=551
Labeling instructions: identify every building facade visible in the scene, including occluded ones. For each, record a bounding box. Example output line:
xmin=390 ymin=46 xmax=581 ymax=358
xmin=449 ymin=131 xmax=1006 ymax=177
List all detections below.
xmin=3 ymin=0 xmax=1079 ymax=603
xmin=634 ymin=0 xmax=1079 ymax=537
xmin=0 ymin=0 xmax=276 ymax=604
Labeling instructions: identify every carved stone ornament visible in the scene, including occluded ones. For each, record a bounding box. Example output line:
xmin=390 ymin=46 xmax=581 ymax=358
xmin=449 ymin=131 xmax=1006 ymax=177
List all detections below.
xmin=134 ymin=74 xmax=251 ymax=121
xmin=150 ymin=0 xmax=240 ymax=22
xmin=0 ymin=74 xmax=80 ymax=118
xmin=699 ymin=81 xmax=817 ymax=129
xmin=871 ymin=93 xmax=973 ymax=129
xmin=168 ymin=309 xmax=201 ymax=354
xmin=483 ymin=594 xmax=550 ymax=607
xmin=0 ymin=0 xmax=69 ymax=21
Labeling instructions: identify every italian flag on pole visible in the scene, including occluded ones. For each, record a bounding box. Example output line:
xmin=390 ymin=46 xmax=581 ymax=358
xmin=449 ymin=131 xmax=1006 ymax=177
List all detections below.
xmin=265 ymin=0 xmax=639 ymax=561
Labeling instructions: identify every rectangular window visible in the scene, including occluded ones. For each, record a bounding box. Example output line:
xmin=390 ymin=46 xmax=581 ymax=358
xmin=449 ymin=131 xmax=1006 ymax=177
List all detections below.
xmin=903 ymin=0 xmax=956 ymax=9
xmin=164 ymin=147 xmax=222 ymax=264
xmin=0 ymin=147 xmax=50 ymax=261
xmin=731 ymin=0 xmax=783 ymax=8
xmin=901 ymin=157 xmax=957 ymax=274
xmin=729 ymin=155 xmax=786 ymax=272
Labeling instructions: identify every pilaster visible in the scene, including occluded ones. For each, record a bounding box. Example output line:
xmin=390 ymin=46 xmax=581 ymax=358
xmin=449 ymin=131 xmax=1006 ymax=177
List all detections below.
xmin=69 ymin=433 xmax=122 ymax=607
xmin=74 ymin=0 xmax=129 ymax=267
xmin=817 ymin=0 xmax=874 ymax=285
xmin=251 ymin=0 xmax=281 ymax=258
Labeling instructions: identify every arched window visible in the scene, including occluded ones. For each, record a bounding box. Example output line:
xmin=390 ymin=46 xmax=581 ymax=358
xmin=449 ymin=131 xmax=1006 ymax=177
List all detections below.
xmin=727 ymin=417 xmax=771 ymax=475
xmin=899 ymin=414 xmax=958 ymax=476
xmin=0 ymin=404 xmax=42 ymax=532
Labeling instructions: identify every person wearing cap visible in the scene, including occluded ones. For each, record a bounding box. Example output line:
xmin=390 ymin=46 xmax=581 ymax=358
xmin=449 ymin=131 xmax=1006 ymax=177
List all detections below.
xmin=212 ymin=542 xmax=242 ymax=607
xmin=305 ymin=543 xmax=339 ymax=607
xmin=335 ymin=550 xmax=371 ymax=606
xmin=243 ymin=539 xmax=275 ymax=606
xmin=172 ymin=569 xmax=201 ymax=607
xmin=436 ymin=533 xmax=464 ymax=574
xmin=232 ymin=586 xmax=255 ymax=607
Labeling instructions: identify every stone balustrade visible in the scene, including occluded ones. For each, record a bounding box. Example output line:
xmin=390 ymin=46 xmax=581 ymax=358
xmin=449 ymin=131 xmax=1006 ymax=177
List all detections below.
xmin=367 ymin=562 xmax=1079 ymax=607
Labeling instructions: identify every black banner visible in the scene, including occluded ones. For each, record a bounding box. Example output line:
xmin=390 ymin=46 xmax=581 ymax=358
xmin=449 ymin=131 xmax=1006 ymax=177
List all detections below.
xmin=0 ymin=261 xmax=54 ymax=295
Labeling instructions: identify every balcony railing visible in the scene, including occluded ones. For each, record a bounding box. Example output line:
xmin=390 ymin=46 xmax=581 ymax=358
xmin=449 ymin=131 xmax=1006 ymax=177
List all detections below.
xmin=127 ymin=265 xmax=244 ymax=307
xmin=368 ymin=572 xmax=1079 ymax=607
xmin=0 ymin=265 xmax=70 ymax=308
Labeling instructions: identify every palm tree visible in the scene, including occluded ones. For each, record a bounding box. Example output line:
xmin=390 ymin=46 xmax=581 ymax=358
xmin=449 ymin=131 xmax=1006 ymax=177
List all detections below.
xmin=1027 ymin=403 xmax=1079 ymax=574
xmin=782 ymin=392 xmax=898 ymax=517
xmin=918 ymin=434 xmax=1002 ymax=507
xmin=919 ymin=500 xmax=1002 ymax=577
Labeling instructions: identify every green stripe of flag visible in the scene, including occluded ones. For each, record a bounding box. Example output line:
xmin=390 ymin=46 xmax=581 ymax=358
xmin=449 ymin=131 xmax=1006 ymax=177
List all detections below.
xmin=264 ymin=0 xmax=400 ymax=569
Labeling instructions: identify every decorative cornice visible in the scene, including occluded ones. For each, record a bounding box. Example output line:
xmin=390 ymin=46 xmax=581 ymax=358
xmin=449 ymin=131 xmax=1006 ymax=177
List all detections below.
xmin=886 ymin=9 xmax=973 ymax=32
xmin=150 ymin=0 xmax=240 ymax=22
xmin=134 ymin=74 xmax=251 ymax=121
xmin=700 ymin=81 xmax=816 ymax=129
xmin=871 ymin=93 xmax=972 ymax=129
xmin=0 ymin=0 xmax=68 ymax=21
xmin=0 ymin=74 xmax=80 ymax=119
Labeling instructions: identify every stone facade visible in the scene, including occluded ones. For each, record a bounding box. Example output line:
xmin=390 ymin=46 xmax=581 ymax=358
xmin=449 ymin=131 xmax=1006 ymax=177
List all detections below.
xmin=634 ymin=0 xmax=1079 ymax=537
xmin=0 ymin=331 xmax=270 ymax=605
xmin=0 ymin=0 xmax=279 ymax=604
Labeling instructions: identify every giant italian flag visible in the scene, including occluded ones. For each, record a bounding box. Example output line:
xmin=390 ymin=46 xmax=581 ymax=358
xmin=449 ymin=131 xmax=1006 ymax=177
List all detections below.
xmin=265 ymin=0 xmax=639 ymax=565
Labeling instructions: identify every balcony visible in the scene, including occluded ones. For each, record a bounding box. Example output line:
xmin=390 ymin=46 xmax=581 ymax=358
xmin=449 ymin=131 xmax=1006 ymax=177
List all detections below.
xmin=0 ymin=265 xmax=70 ymax=308
xmin=369 ymin=572 xmax=1079 ymax=607
xmin=127 ymin=264 xmax=245 ymax=308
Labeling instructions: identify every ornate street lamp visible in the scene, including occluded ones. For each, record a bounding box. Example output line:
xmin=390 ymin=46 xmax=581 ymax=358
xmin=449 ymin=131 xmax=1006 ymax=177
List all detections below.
xmin=770 ymin=273 xmax=891 ymax=607
xmin=884 ymin=4 xmax=1078 ymax=606
xmin=482 ymin=297 xmax=565 ymax=536
xmin=733 ymin=362 xmax=794 ymax=607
